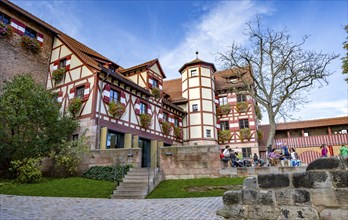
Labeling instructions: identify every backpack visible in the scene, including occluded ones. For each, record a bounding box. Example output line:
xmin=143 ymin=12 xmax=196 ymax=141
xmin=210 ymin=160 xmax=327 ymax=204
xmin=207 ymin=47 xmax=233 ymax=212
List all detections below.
xmin=220 ymin=153 xmax=224 ymax=159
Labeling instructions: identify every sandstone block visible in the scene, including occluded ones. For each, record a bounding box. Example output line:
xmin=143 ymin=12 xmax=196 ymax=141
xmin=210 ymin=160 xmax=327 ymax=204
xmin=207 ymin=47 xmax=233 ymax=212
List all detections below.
xmin=243 ymin=176 xmax=258 ymax=190
xmin=293 ymin=171 xmax=329 ymax=188
xmin=320 ymin=208 xmax=348 ymax=220
xmin=275 ymin=189 xmax=294 ymax=206
xmin=242 ymin=189 xmax=258 ymax=205
xmin=247 ymin=205 xmax=280 ymax=220
xmin=216 ymin=205 xmax=247 ymax=219
xmin=307 ymin=157 xmax=344 ymax=171
xmin=312 ymin=188 xmax=348 ymax=207
xmin=258 ymin=174 xmax=290 ymax=188
xmin=278 ymin=206 xmax=319 ymax=220
xmin=293 ymin=189 xmax=311 ymax=205
xmin=223 ymin=190 xmax=242 ymax=205
xmin=330 ymin=171 xmax=348 ymax=188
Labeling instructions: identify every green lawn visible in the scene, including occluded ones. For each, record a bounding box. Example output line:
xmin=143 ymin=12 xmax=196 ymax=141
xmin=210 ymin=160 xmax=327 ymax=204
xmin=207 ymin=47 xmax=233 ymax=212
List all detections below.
xmin=0 ymin=177 xmax=115 ymax=198
xmin=147 ymin=177 xmax=245 ymax=199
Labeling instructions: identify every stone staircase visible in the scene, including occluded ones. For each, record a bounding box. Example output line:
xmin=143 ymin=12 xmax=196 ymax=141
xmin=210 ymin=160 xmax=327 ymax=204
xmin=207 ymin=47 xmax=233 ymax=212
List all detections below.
xmin=111 ymin=167 xmax=161 ymax=199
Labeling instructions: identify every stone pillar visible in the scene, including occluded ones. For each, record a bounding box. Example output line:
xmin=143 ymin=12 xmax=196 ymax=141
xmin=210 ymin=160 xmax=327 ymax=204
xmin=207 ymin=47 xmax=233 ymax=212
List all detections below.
xmin=157 ymin=141 xmax=164 ymax=148
xmin=124 ymin=133 xmax=132 ymax=149
xmin=133 ymin=135 xmax=139 ymax=148
xmin=151 ymin=140 xmax=158 ymax=168
xmin=100 ymin=127 xmax=107 ymax=150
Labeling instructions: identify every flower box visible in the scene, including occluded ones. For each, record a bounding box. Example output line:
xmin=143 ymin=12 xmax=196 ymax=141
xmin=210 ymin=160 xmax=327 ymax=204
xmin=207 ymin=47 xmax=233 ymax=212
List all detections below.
xmin=20 ymin=36 xmax=41 ymax=54
xmin=236 ymin=102 xmax=248 ymax=113
xmin=139 ymin=113 xmax=152 ymax=129
xmin=68 ymin=98 xmax=82 ymax=118
xmin=52 ymin=68 xmax=66 ymax=82
xmin=174 ymin=126 xmax=182 ymax=140
xmin=108 ymin=102 xmax=126 ymax=118
xmin=239 ymin=128 xmax=252 ymax=141
xmin=217 ymin=104 xmax=231 ymax=115
xmin=161 ymin=121 xmax=172 ymax=135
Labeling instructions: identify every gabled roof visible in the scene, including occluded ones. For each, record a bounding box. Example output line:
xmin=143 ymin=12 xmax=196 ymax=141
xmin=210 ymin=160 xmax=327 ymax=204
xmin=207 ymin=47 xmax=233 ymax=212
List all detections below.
xmin=215 ymin=68 xmax=252 ymax=91
xmin=163 ymin=78 xmax=182 ymax=101
xmin=119 ymin=59 xmax=167 ymax=79
xmin=178 ymin=58 xmax=217 ymax=73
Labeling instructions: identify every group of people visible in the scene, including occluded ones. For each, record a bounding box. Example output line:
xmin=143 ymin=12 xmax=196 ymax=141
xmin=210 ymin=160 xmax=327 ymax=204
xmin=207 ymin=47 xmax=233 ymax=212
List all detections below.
xmin=220 ymin=145 xmax=265 ymax=167
xmin=268 ymin=144 xmax=301 ymax=167
xmin=320 ymin=144 xmax=348 ymax=158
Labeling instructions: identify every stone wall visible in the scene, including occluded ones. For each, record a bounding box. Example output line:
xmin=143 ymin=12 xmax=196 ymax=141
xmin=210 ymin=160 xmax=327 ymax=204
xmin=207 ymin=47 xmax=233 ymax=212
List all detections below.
xmin=217 ymin=157 xmax=348 ymax=219
xmin=159 ymin=145 xmax=222 ymax=179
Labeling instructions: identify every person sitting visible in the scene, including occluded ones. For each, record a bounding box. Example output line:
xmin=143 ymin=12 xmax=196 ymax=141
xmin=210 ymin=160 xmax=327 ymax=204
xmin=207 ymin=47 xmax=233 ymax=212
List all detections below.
xmin=234 ymin=152 xmax=244 ymax=167
xmin=253 ymin=153 xmax=260 ymax=167
xmin=268 ymin=148 xmax=279 ymax=166
xmin=290 ymin=148 xmax=301 ymax=166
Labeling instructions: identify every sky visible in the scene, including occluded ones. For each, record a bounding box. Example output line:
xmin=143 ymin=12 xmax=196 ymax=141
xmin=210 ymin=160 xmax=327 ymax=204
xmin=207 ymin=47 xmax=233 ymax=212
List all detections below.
xmin=10 ymin=0 xmax=348 ymax=124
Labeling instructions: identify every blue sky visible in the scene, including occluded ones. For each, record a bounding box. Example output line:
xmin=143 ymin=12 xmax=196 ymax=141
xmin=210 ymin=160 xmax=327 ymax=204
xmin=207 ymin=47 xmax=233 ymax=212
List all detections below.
xmin=11 ymin=0 xmax=348 ymax=123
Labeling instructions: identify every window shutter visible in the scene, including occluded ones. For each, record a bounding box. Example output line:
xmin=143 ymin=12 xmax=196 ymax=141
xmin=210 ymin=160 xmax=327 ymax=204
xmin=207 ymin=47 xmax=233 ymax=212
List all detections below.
xmin=102 ymin=84 xmax=110 ymax=103
xmin=65 ymin=56 xmax=71 ymax=70
xmin=83 ymin=82 xmax=90 ymax=101
xmin=216 ymin=118 xmax=221 ymax=131
xmin=69 ymin=87 xmax=75 ymax=100
xmin=53 ymin=60 xmax=59 ymax=71
xmin=135 ymin=98 xmax=140 ymax=115
xmin=158 ymin=81 xmax=163 ymax=90
xmin=10 ymin=18 xmax=26 ymax=36
xmin=179 ymin=118 xmax=182 ymax=127
xmin=57 ymin=91 xmax=63 ymax=103
xmin=37 ymin=33 xmax=44 ymax=46
xmin=120 ymin=91 xmax=126 ymax=107
xmin=158 ymin=109 xmax=163 ymax=123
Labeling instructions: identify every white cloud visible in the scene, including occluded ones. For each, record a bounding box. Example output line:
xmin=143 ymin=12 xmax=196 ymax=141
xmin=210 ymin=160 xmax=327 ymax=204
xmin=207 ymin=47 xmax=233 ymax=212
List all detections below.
xmin=160 ymin=0 xmax=271 ymax=78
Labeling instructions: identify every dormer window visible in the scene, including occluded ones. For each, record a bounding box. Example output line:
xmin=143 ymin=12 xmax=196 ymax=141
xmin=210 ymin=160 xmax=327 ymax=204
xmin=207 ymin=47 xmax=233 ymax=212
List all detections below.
xmin=191 ymin=69 xmax=198 ymax=77
xmin=228 ymin=76 xmax=238 ymax=83
xmin=24 ymin=26 xmax=37 ymax=39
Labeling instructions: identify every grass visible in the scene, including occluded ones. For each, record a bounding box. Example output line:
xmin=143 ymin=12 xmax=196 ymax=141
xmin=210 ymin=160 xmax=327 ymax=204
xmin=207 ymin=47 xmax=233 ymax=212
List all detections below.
xmin=146 ymin=177 xmax=245 ymax=199
xmin=0 ymin=177 xmax=115 ymax=198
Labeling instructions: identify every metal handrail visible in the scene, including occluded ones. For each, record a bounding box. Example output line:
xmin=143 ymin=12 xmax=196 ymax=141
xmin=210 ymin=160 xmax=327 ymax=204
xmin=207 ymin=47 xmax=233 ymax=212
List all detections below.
xmin=147 ymin=150 xmax=160 ymax=193
xmin=113 ymin=149 xmax=134 ymax=188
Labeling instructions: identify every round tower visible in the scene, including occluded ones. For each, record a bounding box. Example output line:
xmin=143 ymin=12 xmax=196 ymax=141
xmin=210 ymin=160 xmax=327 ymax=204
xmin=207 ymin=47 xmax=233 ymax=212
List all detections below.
xmin=179 ymin=52 xmax=217 ymax=145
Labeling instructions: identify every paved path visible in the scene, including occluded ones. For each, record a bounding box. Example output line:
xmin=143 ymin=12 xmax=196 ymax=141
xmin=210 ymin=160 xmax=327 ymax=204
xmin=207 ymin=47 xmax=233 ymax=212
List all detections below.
xmin=0 ymin=195 xmax=224 ymax=220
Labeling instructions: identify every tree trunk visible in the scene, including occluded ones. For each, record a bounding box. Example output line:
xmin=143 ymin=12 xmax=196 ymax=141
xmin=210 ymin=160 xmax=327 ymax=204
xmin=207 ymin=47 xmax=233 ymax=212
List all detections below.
xmin=267 ymin=113 xmax=277 ymax=148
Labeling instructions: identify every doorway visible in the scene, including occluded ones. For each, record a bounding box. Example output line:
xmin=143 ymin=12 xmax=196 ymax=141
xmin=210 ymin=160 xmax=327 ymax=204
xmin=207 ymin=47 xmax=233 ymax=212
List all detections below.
xmin=139 ymin=138 xmax=151 ymax=167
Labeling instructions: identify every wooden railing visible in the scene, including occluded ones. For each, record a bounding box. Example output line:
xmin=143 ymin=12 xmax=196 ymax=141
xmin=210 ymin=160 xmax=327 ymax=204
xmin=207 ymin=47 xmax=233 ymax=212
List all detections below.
xmin=274 ymin=133 xmax=348 ymax=148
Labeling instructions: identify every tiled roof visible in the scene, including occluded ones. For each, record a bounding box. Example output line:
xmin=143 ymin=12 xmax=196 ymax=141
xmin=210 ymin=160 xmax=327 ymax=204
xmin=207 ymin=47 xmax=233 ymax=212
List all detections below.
xmin=163 ymin=78 xmax=182 ymax=101
xmin=276 ymin=116 xmax=348 ymax=130
xmin=119 ymin=59 xmax=158 ymax=73
xmin=178 ymin=58 xmax=217 ymax=73
xmin=215 ymin=68 xmax=251 ymax=91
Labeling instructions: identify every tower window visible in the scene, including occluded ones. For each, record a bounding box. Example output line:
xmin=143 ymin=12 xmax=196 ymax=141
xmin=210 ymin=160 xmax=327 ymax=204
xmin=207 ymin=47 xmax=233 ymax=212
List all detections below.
xmin=192 ymin=104 xmax=198 ymax=112
xmin=206 ymin=129 xmax=211 ymax=137
xmin=191 ymin=69 xmax=198 ymax=77
xmin=237 ymin=94 xmax=247 ymax=102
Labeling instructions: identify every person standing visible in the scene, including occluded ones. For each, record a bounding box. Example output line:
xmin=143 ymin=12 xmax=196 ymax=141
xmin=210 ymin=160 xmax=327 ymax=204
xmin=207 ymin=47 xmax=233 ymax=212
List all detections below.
xmin=320 ymin=144 xmax=328 ymax=157
xmin=339 ymin=145 xmax=348 ymax=158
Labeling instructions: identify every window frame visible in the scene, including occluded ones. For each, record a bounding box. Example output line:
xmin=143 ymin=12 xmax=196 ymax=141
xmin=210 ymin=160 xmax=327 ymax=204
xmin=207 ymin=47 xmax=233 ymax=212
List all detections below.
xmin=206 ymin=129 xmax=211 ymax=137
xmin=174 ymin=118 xmax=179 ymax=127
xmin=75 ymin=86 xmax=85 ymax=99
xmin=24 ymin=26 xmax=37 ymax=39
xmin=192 ymin=104 xmax=198 ymax=112
xmin=59 ymin=59 xmax=67 ymax=68
xmin=239 ymin=119 xmax=249 ymax=129
xmin=237 ymin=94 xmax=247 ymax=103
xmin=163 ymin=112 xmax=168 ymax=122
xmin=190 ymin=69 xmax=198 ymax=77
xmin=140 ymin=102 xmax=147 ymax=114
xmin=110 ymin=89 xmax=120 ymax=103
xmin=242 ymin=147 xmax=252 ymax=158
xmin=219 ymin=96 xmax=228 ymax=105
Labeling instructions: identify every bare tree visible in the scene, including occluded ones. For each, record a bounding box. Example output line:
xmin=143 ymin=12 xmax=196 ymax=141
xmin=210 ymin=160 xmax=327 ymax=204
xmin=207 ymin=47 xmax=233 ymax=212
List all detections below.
xmin=218 ymin=16 xmax=339 ymax=147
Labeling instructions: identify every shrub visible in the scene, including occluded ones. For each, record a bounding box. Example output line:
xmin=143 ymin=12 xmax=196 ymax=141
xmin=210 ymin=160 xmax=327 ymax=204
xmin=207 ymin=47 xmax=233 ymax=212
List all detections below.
xmin=0 ymin=22 xmax=12 ymax=38
xmin=83 ymin=164 xmax=132 ymax=182
xmin=161 ymin=121 xmax=172 ymax=135
xmin=52 ymin=68 xmax=66 ymax=82
xmin=68 ymin=98 xmax=82 ymax=118
xmin=239 ymin=128 xmax=252 ymax=141
xmin=108 ymin=101 xmax=126 ymax=118
xmin=53 ymin=133 xmax=89 ymax=177
xmin=236 ymin=102 xmax=249 ymax=113
xmin=151 ymin=87 xmax=161 ymax=99
xmin=255 ymin=105 xmax=262 ymax=120
xmin=9 ymin=158 xmax=42 ymax=183
xmin=139 ymin=113 xmax=152 ymax=129
xmin=20 ymin=36 xmax=41 ymax=54
xmin=174 ymin=126 xmax=182 ymax=140
xmin=217 ymin=104 xmax=231 ymax=115
xmin=218 ymin=130 xmax=231 ymax=142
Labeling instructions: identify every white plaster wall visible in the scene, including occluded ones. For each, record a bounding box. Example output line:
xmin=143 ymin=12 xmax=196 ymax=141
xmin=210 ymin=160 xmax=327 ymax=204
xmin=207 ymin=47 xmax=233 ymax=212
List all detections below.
xmin=189 ymin=77 xmax=200 ymax=87
xmin=202 ymin=100 xmax=213 ymax=112
xmin=60 ymin=46 xmax=71 ymax=58
xmin=50 ymin=48 xmax=59 ymax=62
xmin=202 ymin=88 xmax=212 ymax=99
xmin=203 ymin=113 xmax=213 ymax=125
xmin=201 ymin=77 xmax=211 ymax=87
xmin=200 ymin=67 xmax=211 ymax=77
xmin=190 ymin=126 xmax=202 ymax=139
xmin=189 ymin=88 xmax=200 ymax=99
xmin=52 ymin=38 xmax=62 ymax=48
xmin=182 ymin=81 xmax=187 ymax=91
xmin=70 ymin=68 xmax=80 ymax=81
xmin=190 ymin=115 xmax=202 ymax=125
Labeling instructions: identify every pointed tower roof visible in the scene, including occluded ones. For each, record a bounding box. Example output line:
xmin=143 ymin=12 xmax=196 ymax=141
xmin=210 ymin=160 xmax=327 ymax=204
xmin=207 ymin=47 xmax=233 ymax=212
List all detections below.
xmin=178 ymin=52 xmax=217 ymax=73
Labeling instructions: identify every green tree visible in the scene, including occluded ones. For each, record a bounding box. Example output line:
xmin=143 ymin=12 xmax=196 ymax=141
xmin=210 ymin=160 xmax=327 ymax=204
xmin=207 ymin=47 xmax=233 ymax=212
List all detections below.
xmin=218 ymin=16 xmax=338 ymax=147
xmin=343 ymin=25 xmax=348 ymax=82
xmin=0 ymin=74 xmax=78 ymax=174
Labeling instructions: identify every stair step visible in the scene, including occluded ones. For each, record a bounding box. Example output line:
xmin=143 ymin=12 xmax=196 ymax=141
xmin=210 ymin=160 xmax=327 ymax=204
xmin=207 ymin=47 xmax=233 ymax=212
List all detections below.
xmin=113 ymin=190 xmax=147 ymax=195
xmin=116 ymin=185 xmax=148 ymax=190
xmin=111 ymin=194 xmax=146 ymax=199
xmin=123 ymin=179 xmax=153 ymax=183
xmin=118 ymin=182 xmax=148 ymax=188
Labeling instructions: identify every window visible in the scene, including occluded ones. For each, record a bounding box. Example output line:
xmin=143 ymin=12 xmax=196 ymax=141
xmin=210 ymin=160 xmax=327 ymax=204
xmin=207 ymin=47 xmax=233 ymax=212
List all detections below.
xmin=237 ymin=94 xmax=247 ymax=102
xmin=192 ymin=104 xmax=198 ymax=112
xmin=59 ymin=59 xmax=67 ymax=68
xmin=110 ymin=89 xmax=119 ymax=103
xmin=75 ymin=86 xmax=85 ymax=99
xmin=219 ymin=97 xmax=228 ymax=105
xmin=0 ymin=12 xmax=11 ymax=25
xmin=107 ymin=130 xmax=124 ymax=149
xmin=152 ymin=79 xmax=158 ymax=88
xmin=140 ymin=102 xmax=147 ymax=114
xmin=220 ymin=121 xmax=229 ymax=131
xmin=174 ymin=118 xmax=179 ymax=127
xmin=228 ymin=76 xmax=238 ymax=83
xmin=191 ymin=69 xmax=198 ymax=77
xmin=24 ymin=27 xmax=37 ymax=39
xmin=242 ymin=147 xmax=252 ymax=158
xmin=163 ymin=112 xmax=168 ymax=122
xmin=206 ymin=129 xmax=211 ymax=137
xmin=239 ymin=119 xmax=249 ymax=129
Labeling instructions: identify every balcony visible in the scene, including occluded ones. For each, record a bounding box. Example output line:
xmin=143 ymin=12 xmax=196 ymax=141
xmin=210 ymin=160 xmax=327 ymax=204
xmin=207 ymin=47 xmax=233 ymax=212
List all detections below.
xmin=273 ymin=133 xmax=348 ymax=148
